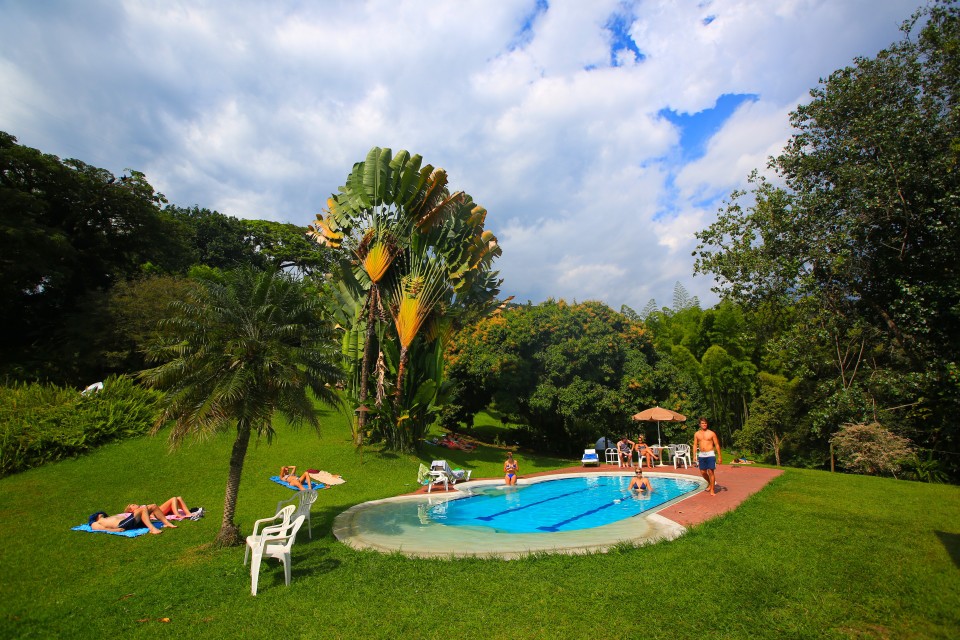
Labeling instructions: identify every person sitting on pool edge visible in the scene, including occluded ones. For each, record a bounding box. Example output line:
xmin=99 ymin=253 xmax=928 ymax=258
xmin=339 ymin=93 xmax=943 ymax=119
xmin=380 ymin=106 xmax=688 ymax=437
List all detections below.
xmin=504 ymin=452 xmax=519 ymax=486
xmin=280 ymin=465 xmax=315 ymax=490
xmin=628 ymin=468 xmax=652 ymax=492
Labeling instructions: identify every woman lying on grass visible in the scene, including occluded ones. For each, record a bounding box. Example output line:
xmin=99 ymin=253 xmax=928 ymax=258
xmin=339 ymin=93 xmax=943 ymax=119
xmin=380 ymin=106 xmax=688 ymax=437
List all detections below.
xmin=280 ymin=465 xmax=314 ymax=490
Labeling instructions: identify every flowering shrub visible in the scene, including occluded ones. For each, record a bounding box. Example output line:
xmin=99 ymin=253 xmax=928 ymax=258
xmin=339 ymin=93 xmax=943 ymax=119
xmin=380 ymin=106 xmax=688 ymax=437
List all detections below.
xmin=830 ymin=422 xmax=914 ymax=478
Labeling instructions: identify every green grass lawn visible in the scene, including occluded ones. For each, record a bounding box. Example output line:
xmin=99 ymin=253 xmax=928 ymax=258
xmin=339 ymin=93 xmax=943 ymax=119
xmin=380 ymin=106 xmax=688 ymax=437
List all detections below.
xmin=1 ymin=407 xmax=958 ymax=639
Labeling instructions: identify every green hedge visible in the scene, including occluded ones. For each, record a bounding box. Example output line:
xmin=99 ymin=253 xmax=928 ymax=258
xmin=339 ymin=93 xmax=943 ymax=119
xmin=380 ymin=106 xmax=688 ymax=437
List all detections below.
xmin=0 ymin=375 xmax=162 ymax=477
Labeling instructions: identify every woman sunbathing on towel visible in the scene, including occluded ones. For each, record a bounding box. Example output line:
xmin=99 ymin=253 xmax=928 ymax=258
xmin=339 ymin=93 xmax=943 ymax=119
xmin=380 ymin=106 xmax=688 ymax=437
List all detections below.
xmin=280 ymin=466 xmax=313 ymax=490
xmin=90 ymin=504 xmax=177 ymax=535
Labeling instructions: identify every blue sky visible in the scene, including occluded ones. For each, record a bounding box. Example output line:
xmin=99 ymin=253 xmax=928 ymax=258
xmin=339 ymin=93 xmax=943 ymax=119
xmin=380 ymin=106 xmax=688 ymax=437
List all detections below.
xmin=0 ymin=0 xmax=918 ymax=312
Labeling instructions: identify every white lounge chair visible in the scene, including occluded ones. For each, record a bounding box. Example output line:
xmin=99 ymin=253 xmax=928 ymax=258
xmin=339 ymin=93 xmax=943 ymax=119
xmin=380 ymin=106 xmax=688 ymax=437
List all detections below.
xmin=581 ymin=448 xmax=599 ymax=466
xmin=429 ymin=460 xmax=455 ymax=492
xmin=275 ymin=488 xmax=317 ymax=540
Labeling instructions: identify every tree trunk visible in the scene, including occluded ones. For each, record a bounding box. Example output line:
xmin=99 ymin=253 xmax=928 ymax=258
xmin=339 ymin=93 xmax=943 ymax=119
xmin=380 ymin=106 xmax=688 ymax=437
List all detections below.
xmin=215 ymin=418 xmax=252 ymax=548
xmin=395 ymin=345 xmax=409 ymax=400
xmin=356 ymin=287 xmax=378 ymax=446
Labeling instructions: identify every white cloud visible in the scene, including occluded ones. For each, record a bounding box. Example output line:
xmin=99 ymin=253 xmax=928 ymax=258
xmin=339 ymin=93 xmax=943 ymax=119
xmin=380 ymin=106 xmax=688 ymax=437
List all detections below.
xmin=0 ymin=0 xmax=919 ymax=311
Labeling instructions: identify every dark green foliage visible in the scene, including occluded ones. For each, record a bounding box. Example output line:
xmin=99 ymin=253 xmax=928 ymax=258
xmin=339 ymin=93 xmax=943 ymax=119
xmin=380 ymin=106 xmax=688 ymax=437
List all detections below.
xmin=694 ymin=3 xmax=960 ymax=478
xmin=445 ymin=300 xmax=700 ymax=454
xmin=0 ymin=132 xmax=193 ymax=383
xmin=0 ymin=375 xmax=161 ymax=476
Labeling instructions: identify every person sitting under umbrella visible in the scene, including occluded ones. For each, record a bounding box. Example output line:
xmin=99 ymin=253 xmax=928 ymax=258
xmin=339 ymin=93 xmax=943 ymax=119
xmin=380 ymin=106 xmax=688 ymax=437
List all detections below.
xmin=635 ymin=435 xmax=659 ymax=466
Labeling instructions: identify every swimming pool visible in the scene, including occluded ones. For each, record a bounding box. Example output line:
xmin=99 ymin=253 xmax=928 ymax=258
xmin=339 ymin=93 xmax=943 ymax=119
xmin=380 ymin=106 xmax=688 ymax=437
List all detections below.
xmin=333 ymin=472 xmax=705 ymax=558
xmin=433 ymin=475 xmax=698 ymax=533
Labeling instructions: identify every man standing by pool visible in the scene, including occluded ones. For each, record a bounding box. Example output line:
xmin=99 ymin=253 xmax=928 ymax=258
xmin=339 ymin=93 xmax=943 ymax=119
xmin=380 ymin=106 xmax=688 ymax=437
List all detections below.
xmin=693 ymin=417 xmax=722 ymax=495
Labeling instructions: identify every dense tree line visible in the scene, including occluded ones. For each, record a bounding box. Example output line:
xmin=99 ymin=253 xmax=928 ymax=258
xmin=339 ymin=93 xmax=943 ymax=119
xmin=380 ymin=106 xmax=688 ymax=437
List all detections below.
xmin=444 ymin=298 xmax=706 ymax=455
xmin=0 ymin=131 xmax=328 ymax=384
xmin=695 ymin=2 xmax=960 ymax=478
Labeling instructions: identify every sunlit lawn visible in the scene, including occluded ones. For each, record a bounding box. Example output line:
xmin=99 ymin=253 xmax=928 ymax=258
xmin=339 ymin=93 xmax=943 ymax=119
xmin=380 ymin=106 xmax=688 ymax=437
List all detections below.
xmin=0 ymin=407 xmax=958 ymax=639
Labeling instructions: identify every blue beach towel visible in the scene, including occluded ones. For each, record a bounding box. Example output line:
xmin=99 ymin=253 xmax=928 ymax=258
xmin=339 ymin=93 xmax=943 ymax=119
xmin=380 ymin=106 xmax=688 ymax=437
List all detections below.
xmin=270 ymin=475 xmax=324 ymax=490
xmin=71 ymin=522 xmax=162 ymax=538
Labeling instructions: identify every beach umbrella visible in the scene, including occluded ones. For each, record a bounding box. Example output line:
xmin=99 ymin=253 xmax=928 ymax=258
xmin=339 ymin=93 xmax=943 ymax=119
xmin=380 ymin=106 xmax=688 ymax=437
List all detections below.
xmin=632 ymin=406 xmax=687 ymax=446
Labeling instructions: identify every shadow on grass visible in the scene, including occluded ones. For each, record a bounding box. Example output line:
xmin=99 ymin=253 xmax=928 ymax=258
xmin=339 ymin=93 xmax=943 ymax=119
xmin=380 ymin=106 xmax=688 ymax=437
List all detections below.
xmin=292 ymin=546 xmax=341 ymax=578
xmin=935 ymin=530 xmax=960 ymax=569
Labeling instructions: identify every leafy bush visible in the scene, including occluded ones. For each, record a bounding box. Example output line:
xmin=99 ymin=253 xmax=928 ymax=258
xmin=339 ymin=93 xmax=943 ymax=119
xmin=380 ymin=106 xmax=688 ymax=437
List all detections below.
xmin=0 ymin=375 xmax=162 ymax=476
xmin=830 ymin=422 xmax=914 ymax=478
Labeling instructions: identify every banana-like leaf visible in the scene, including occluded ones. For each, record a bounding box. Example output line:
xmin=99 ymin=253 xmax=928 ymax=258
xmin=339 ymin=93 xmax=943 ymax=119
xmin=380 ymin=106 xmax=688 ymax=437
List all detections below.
xmin=341 ymin=321 xmax=364 ymax=364
xmin=364 ymin=147 xmax=392 ymax=206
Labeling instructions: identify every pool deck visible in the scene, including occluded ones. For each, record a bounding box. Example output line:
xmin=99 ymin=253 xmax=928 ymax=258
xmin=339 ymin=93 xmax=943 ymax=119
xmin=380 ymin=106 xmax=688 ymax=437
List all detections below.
xmin=413 ymin=462 xmax=783 ymax=528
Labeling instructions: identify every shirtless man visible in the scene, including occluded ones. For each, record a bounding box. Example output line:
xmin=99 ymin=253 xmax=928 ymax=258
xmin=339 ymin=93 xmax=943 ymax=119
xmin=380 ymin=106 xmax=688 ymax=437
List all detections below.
xmin=693 ymin=417 xmax=722 ymax=495
xmin=89 ymin=504 xmax=176 ymax=535
xmin=628 ymin=467 xmax=652 ymax=492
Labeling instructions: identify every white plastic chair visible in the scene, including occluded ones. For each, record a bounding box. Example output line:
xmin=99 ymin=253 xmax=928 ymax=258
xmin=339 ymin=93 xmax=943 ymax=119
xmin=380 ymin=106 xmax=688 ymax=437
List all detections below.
xmin=673 ymin=444 xmax=692 ymax=468
xmin=275 ymin=488 xmax=317 ymax=540
xmin=245 ymin=513 xmax=305 ymax=596
xmin=581 ymin=448 xmax=599 ymax=466
xmin=605 ymin=448 xmax=619 ymax=465
xmin=635 ymin=446 xmax=651 ymax=468
xmin=244 ymin=505 xmax=295 ymax=566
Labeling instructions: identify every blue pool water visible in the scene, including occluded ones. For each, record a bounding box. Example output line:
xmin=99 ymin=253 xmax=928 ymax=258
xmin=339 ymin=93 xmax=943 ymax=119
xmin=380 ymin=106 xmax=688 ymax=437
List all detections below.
xmin=429 ymin=475 xmax=699 ymax=533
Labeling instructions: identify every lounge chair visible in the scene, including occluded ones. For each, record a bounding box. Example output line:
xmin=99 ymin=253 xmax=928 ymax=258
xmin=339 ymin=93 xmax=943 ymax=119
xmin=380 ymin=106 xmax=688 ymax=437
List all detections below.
xmin=581 ymin=448 xmax=599 ymax=466
xmin=428 ymin=460 xmax=472 ymax=492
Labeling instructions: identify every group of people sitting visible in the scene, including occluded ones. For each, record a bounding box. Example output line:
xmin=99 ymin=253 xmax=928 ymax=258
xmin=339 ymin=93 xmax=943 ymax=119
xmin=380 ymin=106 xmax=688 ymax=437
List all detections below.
xmin=88 ymin=496 xmax=203 ymax=535
xmin=616 ymin=435 xmax=661 ymax=467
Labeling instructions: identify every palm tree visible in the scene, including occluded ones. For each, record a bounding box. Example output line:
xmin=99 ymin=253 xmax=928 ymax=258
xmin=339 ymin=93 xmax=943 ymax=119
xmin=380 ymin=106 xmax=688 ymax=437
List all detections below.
xmin=140 ymin=267 xmax=343 ymax=547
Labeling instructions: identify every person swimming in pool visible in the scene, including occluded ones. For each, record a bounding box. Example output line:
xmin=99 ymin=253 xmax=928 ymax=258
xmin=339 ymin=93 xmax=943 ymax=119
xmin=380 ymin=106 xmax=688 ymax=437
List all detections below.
xmin=628 ymin=467 xmax=653 ymax=492
xmin=504 ymin=452 xmax=519 ymax=486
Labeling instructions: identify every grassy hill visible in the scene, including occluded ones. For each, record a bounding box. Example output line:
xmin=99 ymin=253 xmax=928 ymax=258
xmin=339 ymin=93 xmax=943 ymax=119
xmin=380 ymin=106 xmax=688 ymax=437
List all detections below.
xmin=0 ymin=407 xmax=957 ymax=639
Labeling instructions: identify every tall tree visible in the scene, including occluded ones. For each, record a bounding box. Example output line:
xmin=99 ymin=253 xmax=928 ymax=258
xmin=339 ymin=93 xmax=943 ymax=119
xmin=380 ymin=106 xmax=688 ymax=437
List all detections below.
xmin=140 ymin=267 xmax=343 ymax=547
xmin=694 ymin=3 xmax=960 ymax=474
xmin=0 ymin=132 xmax=191 ymax=382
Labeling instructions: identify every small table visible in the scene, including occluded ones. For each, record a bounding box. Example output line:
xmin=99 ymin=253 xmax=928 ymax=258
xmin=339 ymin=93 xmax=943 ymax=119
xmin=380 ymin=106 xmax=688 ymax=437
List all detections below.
xmin=651 ymin=445 xmax=670 ymax=467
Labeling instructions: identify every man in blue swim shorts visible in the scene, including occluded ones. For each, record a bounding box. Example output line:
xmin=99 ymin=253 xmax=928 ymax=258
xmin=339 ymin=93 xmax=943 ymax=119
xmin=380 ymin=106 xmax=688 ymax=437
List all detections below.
xmin=693 ymin=417 xmax=722 ymax=495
